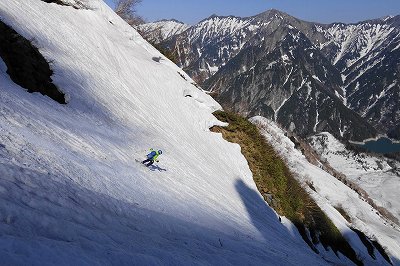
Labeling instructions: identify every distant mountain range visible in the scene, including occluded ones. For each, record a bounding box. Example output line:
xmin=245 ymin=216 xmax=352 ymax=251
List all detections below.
xmin=137 ymin=19 xmax=189 ymax=44
xmin=139 ymin=10 xmax=400 ymax=141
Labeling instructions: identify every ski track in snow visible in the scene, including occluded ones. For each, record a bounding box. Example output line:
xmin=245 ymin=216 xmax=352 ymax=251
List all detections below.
xmin=0 ymin=1 xmax=328 ymax=264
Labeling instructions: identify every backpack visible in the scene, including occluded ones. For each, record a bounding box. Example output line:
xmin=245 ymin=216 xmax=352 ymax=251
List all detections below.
xmin=147 ymin=150 xmax=157 ymax=159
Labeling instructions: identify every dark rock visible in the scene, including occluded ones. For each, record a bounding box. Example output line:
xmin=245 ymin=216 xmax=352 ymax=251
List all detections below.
xmin=0 ymin=21 xmax=66 ymax=104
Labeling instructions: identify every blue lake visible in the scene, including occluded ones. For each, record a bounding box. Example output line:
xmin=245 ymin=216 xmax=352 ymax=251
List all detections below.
xmin=357 ymin=137 xmax=400 ymax=153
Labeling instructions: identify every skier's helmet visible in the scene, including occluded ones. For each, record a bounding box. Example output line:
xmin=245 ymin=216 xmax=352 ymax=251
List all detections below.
xmin=158 ymin=150 xmax=162 ymax=154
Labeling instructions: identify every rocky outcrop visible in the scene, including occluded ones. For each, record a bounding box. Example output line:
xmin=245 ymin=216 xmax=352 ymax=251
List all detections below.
xmin=0 ymin=21 xmax=66 ymax=104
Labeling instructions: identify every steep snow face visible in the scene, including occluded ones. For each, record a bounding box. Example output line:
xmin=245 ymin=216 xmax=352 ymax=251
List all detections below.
xmin=138 ymin=19 xmax=190 ymax=44
xmin=251 ymin=117 xmax=400 ymax=265
xmin=0 ymin=0 xmax=325 ymax=264
xmin=309 ymin=133 xmax=400 ymax=225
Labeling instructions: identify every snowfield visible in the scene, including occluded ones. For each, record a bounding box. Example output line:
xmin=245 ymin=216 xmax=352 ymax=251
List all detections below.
xmin=0 ymin=0 xmax=328 ymax=265
xmin=309 ymin=132 xmax=400 ymax=224
xmin=251 ymin=116 xmax=400 ymax=265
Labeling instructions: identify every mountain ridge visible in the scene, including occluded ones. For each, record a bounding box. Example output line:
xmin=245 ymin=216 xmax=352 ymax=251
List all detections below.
xmin=151 ymin=9 xmax=399 ymax=141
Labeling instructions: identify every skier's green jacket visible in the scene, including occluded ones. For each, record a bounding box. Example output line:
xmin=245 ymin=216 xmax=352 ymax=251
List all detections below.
xmin=146 ymin=148 xmax=162 ymax=161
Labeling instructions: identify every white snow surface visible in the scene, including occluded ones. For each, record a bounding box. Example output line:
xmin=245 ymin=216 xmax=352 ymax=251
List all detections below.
xmin=0 ymin=0 xmax=326 ymax=264
xmin=251 ymin=117 xmax=400 ymax=265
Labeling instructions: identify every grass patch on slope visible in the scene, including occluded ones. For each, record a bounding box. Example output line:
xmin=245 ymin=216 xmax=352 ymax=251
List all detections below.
xmin=211 ymin=111 xmax=362 ymax=265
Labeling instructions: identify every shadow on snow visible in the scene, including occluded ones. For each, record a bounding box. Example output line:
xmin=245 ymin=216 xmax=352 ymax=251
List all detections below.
xmin=0 ymin=163 xmax=296 ymax=265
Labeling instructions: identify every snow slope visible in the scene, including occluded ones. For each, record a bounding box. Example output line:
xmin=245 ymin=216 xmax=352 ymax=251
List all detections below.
xmin=309 ymin=133 xmax=400 ymax=225
xmin=251 ymin=116 xmax=400 ymax=265
xmin=0 ymin=0 xmax=327 ymax=264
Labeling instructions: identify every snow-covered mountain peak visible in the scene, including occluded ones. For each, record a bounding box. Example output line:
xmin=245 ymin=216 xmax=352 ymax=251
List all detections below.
xmin=387 ymin=14 xmax=400 ymax=26
xmin=383 ymin=15 xmax=395 ymax=22
xmin=253 ymin=9 xmax=292 ymax=22
xmin=192 ymin=15 xmax=251 ymax=40
xmin=155 ymin=8 xmax=398 ymax=140
xmin=157 ymin=18 xmax=186 ymax=24
xmin=138 ymin=19 xmax=190 ymax=43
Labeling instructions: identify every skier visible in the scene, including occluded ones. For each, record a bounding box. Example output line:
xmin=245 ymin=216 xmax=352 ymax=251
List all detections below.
xmin=142 ymin=148 xmax=162 ymax=167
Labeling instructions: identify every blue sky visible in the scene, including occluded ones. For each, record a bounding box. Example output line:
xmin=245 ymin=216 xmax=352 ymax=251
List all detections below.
xmin=105 ymin=0 xmax=400 ymax=25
